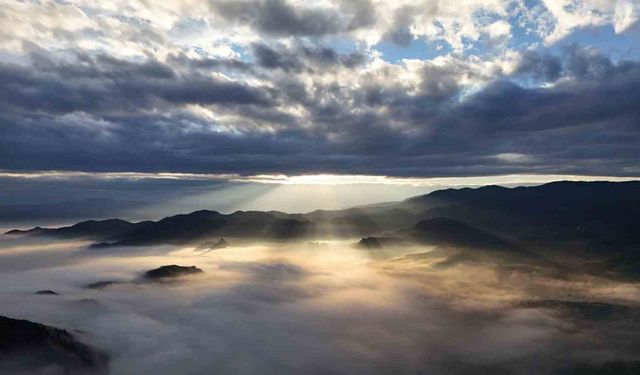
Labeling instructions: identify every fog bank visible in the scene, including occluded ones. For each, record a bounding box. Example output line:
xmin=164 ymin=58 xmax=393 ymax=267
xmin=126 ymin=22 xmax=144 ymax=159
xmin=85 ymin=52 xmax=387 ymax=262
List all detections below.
xmin=2 ymin=236 xmax=640 ymax=374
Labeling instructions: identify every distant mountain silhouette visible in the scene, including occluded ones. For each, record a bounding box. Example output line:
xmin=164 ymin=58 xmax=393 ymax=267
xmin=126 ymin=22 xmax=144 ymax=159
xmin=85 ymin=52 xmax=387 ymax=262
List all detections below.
xmin=404 ymin=181 xmax=640 ymax=249
xmin=6 ymin=182 xmax=640 ymax=264
xmin=90 ymin=210 xmax=314 ymax=247
xmin=6 ymin=210 xmax=315 ymax=247
xmin=0 ymin=315 xmax=108 ymax=373
xmin=83 ymin=266 xmax=204 ymax=288
xmin=5 ymin=219 xmax=151 ymax=240
xmin=312 ymin=181 xmax=638 ymax=252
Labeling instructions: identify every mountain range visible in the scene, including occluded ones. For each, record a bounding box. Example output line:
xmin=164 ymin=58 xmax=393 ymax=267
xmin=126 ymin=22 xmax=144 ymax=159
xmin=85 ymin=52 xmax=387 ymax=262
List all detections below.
xmin=6 ymin=181 xmax=640 ymax=277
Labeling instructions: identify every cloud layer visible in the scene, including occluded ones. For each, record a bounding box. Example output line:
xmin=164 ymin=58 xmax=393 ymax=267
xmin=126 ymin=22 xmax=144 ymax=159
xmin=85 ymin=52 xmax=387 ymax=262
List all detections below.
xmin=0 ymin=0 xmax=639 ymax=177
xmin=2 ymin=238 xmax=640 ymax=374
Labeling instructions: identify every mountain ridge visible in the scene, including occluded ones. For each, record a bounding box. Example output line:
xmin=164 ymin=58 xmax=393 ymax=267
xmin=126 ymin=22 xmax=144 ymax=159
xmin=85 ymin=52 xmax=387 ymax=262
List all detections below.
xmin=5 ymin=181 xmax=640 ymax=259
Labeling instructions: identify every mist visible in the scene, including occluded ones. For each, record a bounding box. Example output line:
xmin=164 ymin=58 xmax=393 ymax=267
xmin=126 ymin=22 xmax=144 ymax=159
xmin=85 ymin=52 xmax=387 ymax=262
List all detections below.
xmin=2 ymin=233 xmax=640 ymax=375
xmin=0 ymin=176 xmax=430 ymax=227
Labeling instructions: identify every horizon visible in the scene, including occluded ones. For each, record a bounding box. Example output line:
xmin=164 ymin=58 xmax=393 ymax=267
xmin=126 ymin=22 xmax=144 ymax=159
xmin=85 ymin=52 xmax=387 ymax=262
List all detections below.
xmin=2 ymin=176 xmax=639 ymax=229
xmin=0 ymin=176 xmax=640 ymax=233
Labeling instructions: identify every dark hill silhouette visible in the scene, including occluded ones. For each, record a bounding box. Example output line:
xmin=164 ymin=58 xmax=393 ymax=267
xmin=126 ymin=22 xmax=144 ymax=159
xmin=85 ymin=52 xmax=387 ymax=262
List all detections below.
xmin=143 ymin=265 xmax=203 ymax=280
xmin=83 ymin=266 xmax=204 ymax=288
xmin=401 ymin=184 xmax=511 ymax=212
xmin=5 ymin=219 xmax=151 ymax=240
xmin=403 ymin=217 xmax=516 ymax=250
xmin=94 ymin=210 xmax=314 ymax=247
xmin=0 ymin=315 xmax=108 ymax=374
xmin=7 ymin=210 xmax=315 ymax=247
xmin=394 ymin=181 xmax=640 ymax=279
xmin=315 ymin=181 xmax=640 ymax=248
xmin=411 ymin=181 xmax=640 ymax=251
xmin=35 ymin=290 xmax=58 ymax=295
xmin=99 ymin=210 xmax=227 ymax=246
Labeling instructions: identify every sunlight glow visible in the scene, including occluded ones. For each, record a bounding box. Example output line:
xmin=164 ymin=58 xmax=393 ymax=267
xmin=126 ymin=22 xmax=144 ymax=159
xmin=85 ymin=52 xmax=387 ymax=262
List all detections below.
xmin=1 ymin=170 xmax=637 ymax=187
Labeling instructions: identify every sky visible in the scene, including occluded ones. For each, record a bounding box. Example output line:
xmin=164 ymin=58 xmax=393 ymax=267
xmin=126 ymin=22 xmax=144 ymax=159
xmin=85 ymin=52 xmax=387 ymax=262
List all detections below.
xmin=1 ymin=0 xmax=640 ymax=221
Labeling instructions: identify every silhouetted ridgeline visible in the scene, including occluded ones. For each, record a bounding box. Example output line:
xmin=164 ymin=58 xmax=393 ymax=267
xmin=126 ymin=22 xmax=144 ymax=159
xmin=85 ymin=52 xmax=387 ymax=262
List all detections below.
xmin=6 ymin=181 xmax=640 ymax=257
xmin=7 ymin=210 xmax=315 ymax=247
xmin=143 ymin=265 xmax=203 ymax=280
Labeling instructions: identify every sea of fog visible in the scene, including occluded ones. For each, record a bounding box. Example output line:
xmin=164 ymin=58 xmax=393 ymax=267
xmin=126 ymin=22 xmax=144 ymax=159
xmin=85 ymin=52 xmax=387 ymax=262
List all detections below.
xmin=2 ymin=235 xmax=640 ymax=375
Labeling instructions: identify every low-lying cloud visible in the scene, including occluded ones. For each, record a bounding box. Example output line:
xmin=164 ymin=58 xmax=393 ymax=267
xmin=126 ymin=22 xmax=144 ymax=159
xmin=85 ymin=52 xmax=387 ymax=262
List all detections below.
xmin=1 ymin=236 xmax=640 ymax=374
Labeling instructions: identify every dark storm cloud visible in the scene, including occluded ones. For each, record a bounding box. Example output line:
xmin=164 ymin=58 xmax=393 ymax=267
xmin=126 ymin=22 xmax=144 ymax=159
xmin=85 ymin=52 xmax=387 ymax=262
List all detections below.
xmin=251 ymin=43 xmax=367 ymax=72
xmin=0 ymin=52 xmax=273 ymax=115
xmin=513 ymin=50 xmax=563 ymax=82
xmin=564 ymin=45 xmax=616 ymax=79
xmin=514 ymin=46 xmax=619 ymax=83
xmin=252 ymin=43 xmax=304 ymax=72
xmin=167 ymin=53 xmax=254 ymax=73
xmin=0 ymin=46 xmax=639 ymax=177
xmin=211 ymin=0 xmax=374 ymax=37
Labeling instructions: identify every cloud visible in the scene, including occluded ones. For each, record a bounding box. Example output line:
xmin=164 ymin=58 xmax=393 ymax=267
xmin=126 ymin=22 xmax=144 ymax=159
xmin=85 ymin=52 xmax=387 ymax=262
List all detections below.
xmin=251 ymin=42 xmax=367 ymax=73
xmin=1 ymin=0 xmax=640 ymax=367
xmin=541 ymin=0 xmax=640 ymax=44
xmin=564 ymin=45 xmax=615 ymax=79
xmin=0 ymin=1 xmax=638 ymax=180
xmin=210 ymin=0 xmax=370 ymax=37
xmin=0 ymin=46 xmax=639 ymax=178
xmin=167 ymin=53 xmax=253 ymax=73
xmin=0 ymin=56 xmax=273 ymax=121
xmin=513 ymin=50 xmax=563 ymax=82
xmin=219 ymin=261 xmax=310 ymax=281
xmin=2 ymin=238 xmax=640 ymax=374
xmin=381 ymin=6 xmax=417 ymax=46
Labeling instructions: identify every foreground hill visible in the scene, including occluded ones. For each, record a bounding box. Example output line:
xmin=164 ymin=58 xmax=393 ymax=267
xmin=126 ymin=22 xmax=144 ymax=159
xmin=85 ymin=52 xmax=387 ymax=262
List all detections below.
xmin=0 ymin=315 xmax=108 ymax=373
